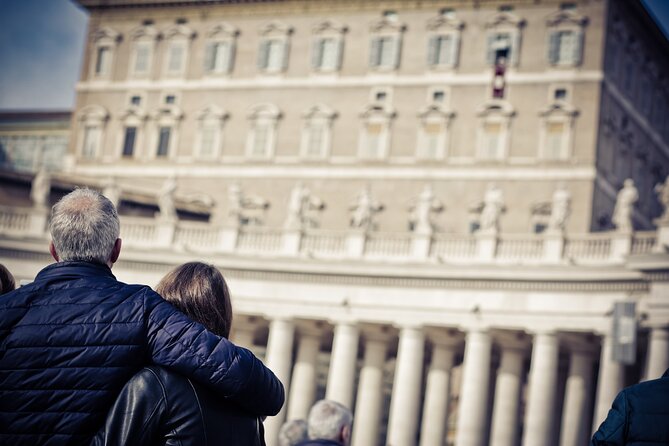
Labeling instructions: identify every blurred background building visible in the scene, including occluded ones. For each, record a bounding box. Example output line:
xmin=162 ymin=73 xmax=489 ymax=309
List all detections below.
xmin=1 ymin=0 xmax=669 ymax=445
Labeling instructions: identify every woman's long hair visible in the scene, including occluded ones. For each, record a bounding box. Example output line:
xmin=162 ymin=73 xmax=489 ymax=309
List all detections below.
xmin=156 ymin=262 xmax=233 ymax=338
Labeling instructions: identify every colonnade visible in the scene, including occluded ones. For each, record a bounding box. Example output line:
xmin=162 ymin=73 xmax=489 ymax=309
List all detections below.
xmin=232 ymin=319 xmax=669 ymax=446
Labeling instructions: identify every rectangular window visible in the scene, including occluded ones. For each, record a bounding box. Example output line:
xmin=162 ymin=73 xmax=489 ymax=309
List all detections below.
xmin=122 ymin=127 xmax=137 ymax=157
xmin=548 ymin=30 xmax=582 ymax=66
xmin=313 ymin=37 xmax=340 ymax=71
xmin=370 ymin=36 xmax=399 ymax=69
xmin=204 ymin=41 xmax=232 ymax=73
xmin=156 ymin=127 xmax=171 ymax=157
xmin=428 ymin=35 xmax=456 ymax=67
xmin=130 ymin=95 xmax=142 ymax=106
xmin=267 ymin=40 xmax=284 ymax=71
xmin=134 ymin=43 xmax=150 ymax=74
xmin=306 ymin=124 xmax=325 ymax=158
xmin=363 ymin=122 xmax=384 ymax=158
xmin=251 ymin=123 xmax=270 ymax=157
xmin=258 ymin=39 xmax=286 ymax=73
xmin=82 ymin=126 xmax=100 ymax=159
xmin=199 ymin=125 xmax=217 ymax=159
xmin=420 ymin=122 xmax=443 ymax=159
xmin=167 ymin=43 xmax=185 ymax=73
xmin=481 ymin=122 xmax=502 ymax=159
xmin=544 ymin=122 xmax=565 ymax=159
xmin=95 ymin=46 xmax=110 ymax=75
xmin=487 ymin=32 xmax=512 ymax=65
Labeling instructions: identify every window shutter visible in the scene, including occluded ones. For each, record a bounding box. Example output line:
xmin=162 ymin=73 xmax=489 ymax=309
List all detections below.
xmin=486 ymin=34 xmax=496 ymax=65
xmin=370 ymin=37 xmax=381 ymax=67
xmin=450 ymin=34 xmax=461 ymax=67
xmin=335 ymin=39 xmax=344 ymax=70
xmin=225 ymin=41 xmax=236 ymax=73
xmin=258 ymin=40 xmax=269 ymax=70
xmin=204 ymin=42 xmax=216 ymax=72
xmin=427 ymin=35 xmax=438 ymax=66
xmin=392 ymin=36 xmax=402 ymax=69
xmin=281 ymin=40 xmax=290 ymax=71
xmin=573 ymin=29 xmax=584 ymax=66
xmin=311 ymin=38 xmax=322 ymax=69
xmin=511 ymin=32 xmax=521 ymax=66
xmin=548 ymin=31 xmax=559 ymax=65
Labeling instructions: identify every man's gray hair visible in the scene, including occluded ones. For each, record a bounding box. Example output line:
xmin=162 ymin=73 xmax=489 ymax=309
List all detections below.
xmin=278 ymin=419 xmax=308 ymax=446
xmin=307 ymin=399 xmax=353 ymax=443
xmin=49 ymin=188 xmax=120 ymax=264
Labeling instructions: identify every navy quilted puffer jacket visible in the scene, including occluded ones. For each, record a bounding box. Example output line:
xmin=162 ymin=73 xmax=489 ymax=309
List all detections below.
xmin=0 ymin=261 xmax=284 ymax=446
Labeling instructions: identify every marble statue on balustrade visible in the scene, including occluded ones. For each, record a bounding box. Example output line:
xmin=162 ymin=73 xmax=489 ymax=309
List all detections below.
xmin=547 ymin=185 xmax=571 ymax=233
xmin=612 ymin=179 xmax=638 ymax=232
xmin=479 ymin=184 xmax=505 ymax=233
xmin=30 ymin=167 xmax=50 ymax=209
xmin=408 ymin=184 xmax=443 ymax=235
xmin=102 ymin=177 xmax=121 ymax=209
xmin=349 ymin=186 xmax=384 ymax=232
xmin=284 ymin=182 xmax=325 ymax=230
xmin=156 ymin=176 xmax=178 ymax=222
xmin=655 ymin=175 xmax=669 ymax=224
xmin=227 ymin=183 xmax=270 ymax=227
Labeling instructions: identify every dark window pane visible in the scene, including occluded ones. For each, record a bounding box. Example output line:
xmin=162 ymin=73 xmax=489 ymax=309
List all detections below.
xmin=122 ymin=127 xmax=136 ymax=157
xmin=157 ymin=127 xmax=171 ymax=157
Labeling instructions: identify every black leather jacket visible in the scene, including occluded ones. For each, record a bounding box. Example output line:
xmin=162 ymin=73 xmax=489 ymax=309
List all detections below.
xmin=91 ymin=366 xmax=265 ymax=446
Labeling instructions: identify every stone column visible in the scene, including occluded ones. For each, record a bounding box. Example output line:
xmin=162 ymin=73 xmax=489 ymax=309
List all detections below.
xmin=645 ymin=326 xmax=669 ymax=381
xmin=263 ymin=318 xmax=295 ymax=446
xmin=419 ymin=337 xmax=458 ymax=446
xmin=490 ymin=343 xmax=526 ymax=446
xmin=387 ymin=326 xmax=426 ymax=446
xmin=287 ymin=323 xmax=321 ymax=420
xmin=560 ymin=350 xmax=594 ymax=446
xmin=351 ymin=328 xmax=390 ymax=446
xmin=522 ymin=331 xmax=560 ymax=446
xmin=592 ymin=333 xmax=624 ymax=432
xmin=325 ymin=322 xmax=359 ymax=408
xmin=455 ymin=329 xmax=492 ymax=446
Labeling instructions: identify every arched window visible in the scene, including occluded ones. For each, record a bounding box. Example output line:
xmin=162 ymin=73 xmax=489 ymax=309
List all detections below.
xmin=545 ymin=8 xmax=588 ymax=67
xmin=77 ymin=105 xmax=109 ymax=160
xmin=257 ymin=21 xmax=293 ymax=74
xmin=129 ymin=24 xmax=160 ymax=79
xmin=476 ymin=100 xmax=515 ymax=160
xmin=311 ymin=20 xmax=347 ymax=73
xmin=89 ymin=27 xmax=120 ymax=80
xmin=301 ymin=105 xmax=337 ymax=159
xmin=162 ymin=24 xmax=195 ymax=78
xmin=426 ymin=10 xmax=464 ymax=70
xmin=203 ymin=22 xmax=239 ymax=75
xmin=485 ymin=11 xmax=526 ymax=67
xmin=195 ymin=105 xmax=228 ymax=160
xmin=369 ymin=11 xmax=406 ymax=72
xmin=359 ymin=103 xmax=396 ymax=160
xmin=246 ymin=104 xmax=281 ymax=159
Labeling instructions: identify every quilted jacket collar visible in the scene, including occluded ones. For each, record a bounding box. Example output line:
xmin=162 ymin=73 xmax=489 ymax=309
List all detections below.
xmin=36 ymin=261 xmax=116 ymax=282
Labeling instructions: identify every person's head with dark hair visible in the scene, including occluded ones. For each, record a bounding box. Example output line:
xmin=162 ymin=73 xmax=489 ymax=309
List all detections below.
xmin=155 ymin=262 xmax=233 ymax=338
xmin=0 ymin=263 xmax=15 ymax=295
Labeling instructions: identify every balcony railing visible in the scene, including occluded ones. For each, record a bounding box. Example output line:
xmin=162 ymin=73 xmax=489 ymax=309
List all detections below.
xmin=0 ymin=205 xmax=662 ymax=265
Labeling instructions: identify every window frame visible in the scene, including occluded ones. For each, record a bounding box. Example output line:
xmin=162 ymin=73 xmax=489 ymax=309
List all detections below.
xmin=89 ymin=27 xmax=120 ymax=81
xmin=300 ymin=105 xmax=337 ymax=160
xmin=257 ymin=21 xmax=293 ymax=75
xmin=203 ymin=23 xmax=239 ymax=76
xmin=246 ymin=104 xmax=281 ymax=160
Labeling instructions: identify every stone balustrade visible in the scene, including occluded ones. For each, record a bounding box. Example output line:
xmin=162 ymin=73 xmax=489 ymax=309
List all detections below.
xmin=0 ymin=205 xmax=661 ymax=264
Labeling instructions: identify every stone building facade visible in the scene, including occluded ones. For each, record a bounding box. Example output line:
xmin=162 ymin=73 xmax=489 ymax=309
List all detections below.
xmin=1 ymin=1 xmax=669 ymax=446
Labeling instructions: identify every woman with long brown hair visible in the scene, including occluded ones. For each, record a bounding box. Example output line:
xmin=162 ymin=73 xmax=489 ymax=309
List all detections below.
xmin=93 ymin=262 xmax=266 ymax=446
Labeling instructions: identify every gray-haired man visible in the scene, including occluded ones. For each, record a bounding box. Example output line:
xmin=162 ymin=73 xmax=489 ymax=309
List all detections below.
xmin=297 ymin=400 xmax=353 ymax=446
xmin=0 ymin=188 xmax=284 ymax=445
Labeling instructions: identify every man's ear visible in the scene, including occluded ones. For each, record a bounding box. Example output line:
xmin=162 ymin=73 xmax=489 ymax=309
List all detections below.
xmin=340 ymin=424 xmax=352 ymax=446
xmin=49 ymin=242 xmax=59 ymax=262
xmin=109 ymin=238 xmax=122 ymax=265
